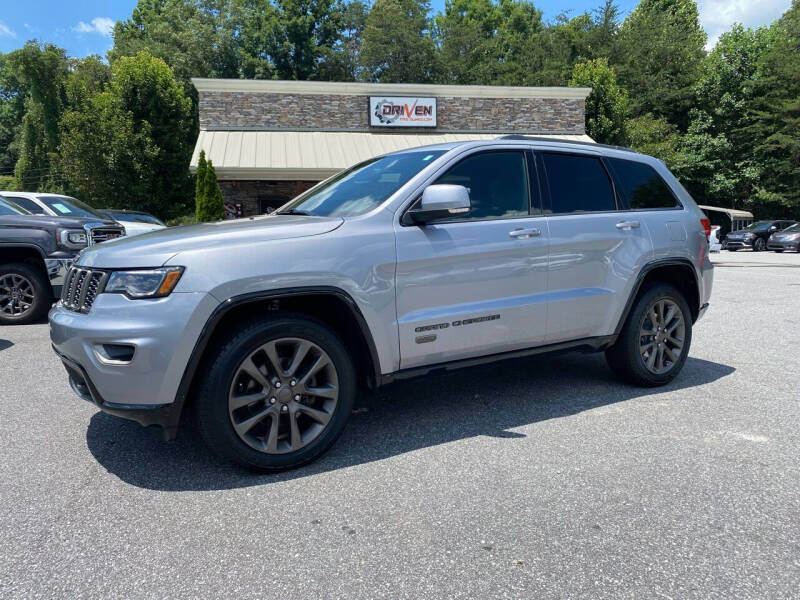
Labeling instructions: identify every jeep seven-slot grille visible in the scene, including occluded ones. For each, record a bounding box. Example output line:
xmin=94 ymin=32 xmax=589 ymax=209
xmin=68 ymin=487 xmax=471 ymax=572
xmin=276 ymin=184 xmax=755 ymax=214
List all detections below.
xmin=61 ymin=267 xmax=108 ymax=313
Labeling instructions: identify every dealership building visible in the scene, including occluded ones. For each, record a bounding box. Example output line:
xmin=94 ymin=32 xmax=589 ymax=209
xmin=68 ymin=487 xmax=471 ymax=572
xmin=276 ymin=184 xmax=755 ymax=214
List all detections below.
xmin=190 ymin=78 xmax=592 ymax=217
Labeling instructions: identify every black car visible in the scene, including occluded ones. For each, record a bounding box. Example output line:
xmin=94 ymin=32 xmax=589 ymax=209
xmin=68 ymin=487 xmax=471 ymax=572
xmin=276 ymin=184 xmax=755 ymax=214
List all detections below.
xmin=768 ymin=222 xmax=800 ymax=252
xmin=725 ymin=220 xmax=798 ymax=251
xmin=0 ymin=196 xmax=125 ymax=325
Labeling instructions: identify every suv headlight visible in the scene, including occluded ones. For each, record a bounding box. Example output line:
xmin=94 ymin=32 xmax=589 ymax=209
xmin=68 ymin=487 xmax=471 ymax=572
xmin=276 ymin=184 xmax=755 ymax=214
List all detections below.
xmin=58 ymin=229 xmax=88 ymax=249
xmin=104 ymin=267 xmax=184 ymax=298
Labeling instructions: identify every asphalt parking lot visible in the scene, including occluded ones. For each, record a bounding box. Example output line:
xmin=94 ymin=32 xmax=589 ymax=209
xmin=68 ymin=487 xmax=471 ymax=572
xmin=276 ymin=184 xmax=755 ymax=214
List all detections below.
xmin=1 ymin=250 xmax=799 ymax=599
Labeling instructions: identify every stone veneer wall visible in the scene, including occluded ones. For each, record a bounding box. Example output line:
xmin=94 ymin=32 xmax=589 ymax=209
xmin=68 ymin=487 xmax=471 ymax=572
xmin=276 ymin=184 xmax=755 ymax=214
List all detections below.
xmin=199 ymin=91 xmax=585 ymax=134
xmin=220 ymin=180 xmax=317 ymax=216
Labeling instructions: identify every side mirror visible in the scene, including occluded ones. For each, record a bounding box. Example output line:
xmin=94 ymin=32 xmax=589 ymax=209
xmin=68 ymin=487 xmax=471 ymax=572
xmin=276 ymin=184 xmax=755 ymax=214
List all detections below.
xmin=770 ymin=225 xmax=778 ymax=232
xmin=407 ymin=184 xmax=471 ymax=224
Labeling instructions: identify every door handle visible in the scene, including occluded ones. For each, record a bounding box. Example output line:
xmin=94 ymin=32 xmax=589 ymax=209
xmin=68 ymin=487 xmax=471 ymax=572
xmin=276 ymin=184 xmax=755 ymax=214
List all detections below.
xmin=616 ymin=220 xmax=641 ymax=230
xmin=509 ymin=227 xmax=542 ymax=239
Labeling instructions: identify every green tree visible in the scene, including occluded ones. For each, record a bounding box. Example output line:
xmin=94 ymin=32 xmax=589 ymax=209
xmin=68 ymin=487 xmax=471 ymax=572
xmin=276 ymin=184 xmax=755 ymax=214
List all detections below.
xmin=8 ymin=42 xmax=69 ymax=191
xmin=569 ymin=58 xmax=628 ymax=145
xmin=435 ymin=0 xmax=502 ymax=84
xmin=747 ymin=0 xmax=800 ymax=215
xmin=58 ymin=50 xmax=193 ymax=218
xmin=196 ymin=159 xmax=225 ymax=221
xmin=615 ymin=0 xmax=706 ymax=128
xmin=317 ymin=0 xmax=369 ymax=81
xmin=195 ymin=149 xmax=208 ymax=208
xmin=360 ymin=0 xmax=438 ymax=82
xmin=627 ymin=113 xmax=681 ymax=166
xmin=675 ymin=25 xmax=770 ymax=208
xmin=110 ymin=0 xmax=245 ymax=90
xmin=0 ymin=52 xmax=27 ymax=176
xmin=270 ymin=0 xmax=346 ymax=80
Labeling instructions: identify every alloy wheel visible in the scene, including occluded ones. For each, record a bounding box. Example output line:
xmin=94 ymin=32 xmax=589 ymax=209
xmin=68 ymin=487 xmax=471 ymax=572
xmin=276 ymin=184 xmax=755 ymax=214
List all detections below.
xmin=228 ymin=337 xmax=339 ymax=454
xmin=638 ymin=298 xmax=685 ymax=375
xmin=0 ymin=273 xmax=35 ymax=318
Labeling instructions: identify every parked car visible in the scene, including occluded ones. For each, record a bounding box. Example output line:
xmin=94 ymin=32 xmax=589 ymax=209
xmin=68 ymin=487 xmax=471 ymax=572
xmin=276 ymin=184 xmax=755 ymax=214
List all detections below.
xmin=98 ymin=209 xmax=167 ymax=237
xmin=0 ymin=191 xmax=116 ymax=223
xmin=709 ymin=225 xmax=722 ymax=252
xmin=0 ymin=196 xmax=125 ymax=325
xmin=724 ymin=220 xmax=798 ymax=251
xmin=50 ymin=137 xmax=713 ymax=471
xmin=768 ymin=222 xmax=800 ymax=252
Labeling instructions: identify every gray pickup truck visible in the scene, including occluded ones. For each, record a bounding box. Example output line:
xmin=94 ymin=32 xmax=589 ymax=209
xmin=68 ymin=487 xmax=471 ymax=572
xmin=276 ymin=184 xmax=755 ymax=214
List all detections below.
xmin=0 ymin=196 xmax=124 ymax=325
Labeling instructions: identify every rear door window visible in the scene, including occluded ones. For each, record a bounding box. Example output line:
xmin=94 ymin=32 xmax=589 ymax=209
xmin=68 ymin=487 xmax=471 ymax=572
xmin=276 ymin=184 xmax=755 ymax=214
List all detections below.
xmin=607 ymin=158 xmax=681 ymax=210
xmin=6 ymin=196 xmax=46 ymax=214
xmin=540 ymin=153 xmax=616 ymax=214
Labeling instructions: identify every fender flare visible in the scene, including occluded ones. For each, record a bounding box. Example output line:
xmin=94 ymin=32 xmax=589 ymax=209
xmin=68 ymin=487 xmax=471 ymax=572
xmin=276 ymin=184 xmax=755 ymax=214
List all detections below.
xmin=166 ymin=286 xmax=383 ymax=436
xmin=613 ymin=258 xmax=700 ymax=335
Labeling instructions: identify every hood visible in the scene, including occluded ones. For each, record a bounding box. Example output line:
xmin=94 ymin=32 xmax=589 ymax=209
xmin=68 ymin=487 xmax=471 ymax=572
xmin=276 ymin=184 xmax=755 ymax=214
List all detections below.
xmin=773 ymin=231 xmax=800 ymax=240
xmin=76 ymin=214 xmax=344 ymax=269
xmin=0 ymin=214 xmax=119 ymax=230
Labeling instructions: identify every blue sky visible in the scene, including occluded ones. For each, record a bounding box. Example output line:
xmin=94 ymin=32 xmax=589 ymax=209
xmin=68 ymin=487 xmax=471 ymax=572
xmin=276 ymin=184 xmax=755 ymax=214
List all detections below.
xmin=0 ymin=0 xmax=792 ymax=58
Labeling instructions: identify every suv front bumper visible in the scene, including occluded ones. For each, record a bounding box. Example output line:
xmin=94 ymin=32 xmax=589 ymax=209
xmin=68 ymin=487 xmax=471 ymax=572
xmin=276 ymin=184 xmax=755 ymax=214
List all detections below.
xmin=49 ymin=291 xmax=219 ymax=438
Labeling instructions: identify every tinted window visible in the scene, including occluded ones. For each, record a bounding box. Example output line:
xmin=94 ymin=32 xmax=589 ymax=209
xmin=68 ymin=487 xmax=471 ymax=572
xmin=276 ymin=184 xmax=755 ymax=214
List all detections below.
xmin=0 ymin=197 xmax=30 ymax=215
xmin=607 ymin=158 xmax=680 ymax=210
xmin=435 ymin=151 xmax=529 ymax=220
xmin=37 ymin=195 xmax=105 ymax=219
xmin=278 ymin=150 xmax=446 ymax=217
xmin=6 ymin=196 xmax=45 ymax=214
xmin=541 ymin=153 xmax=615 ymax=214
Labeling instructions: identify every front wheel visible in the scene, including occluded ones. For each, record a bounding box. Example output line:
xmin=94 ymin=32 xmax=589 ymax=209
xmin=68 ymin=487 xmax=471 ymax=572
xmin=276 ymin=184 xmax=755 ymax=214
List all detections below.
xmin=196 ymin=315 xmax=356 ymax=472
xmin=0 ymin=263 xmax=52 ymax=325
xmin=606 ymin=284 xmax=692 ymax=387
xmin=753 ymin=238 xmax=766 ymax=252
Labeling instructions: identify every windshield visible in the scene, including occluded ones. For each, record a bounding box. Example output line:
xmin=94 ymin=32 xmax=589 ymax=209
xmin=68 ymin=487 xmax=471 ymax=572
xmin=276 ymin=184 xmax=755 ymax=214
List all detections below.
xmin=104 ymin=210 xmax=165 ymax=226
xmin=781 ymin=223 xmax=800 ymax=233
xmin=277 ymin=150 xmax=446 ymax=217
xmin=0 ymin=197 xmax=31 ymax=216
xmin=743 ymin=220 xmax=774 ymax=231
xmin=37 ymin=195 xmax=106 ymax=219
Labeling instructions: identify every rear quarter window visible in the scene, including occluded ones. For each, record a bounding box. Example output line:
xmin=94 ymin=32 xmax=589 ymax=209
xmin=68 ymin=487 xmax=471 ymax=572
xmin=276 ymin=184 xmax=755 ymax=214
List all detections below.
xmin=607 ymin=158 xmax=681 ymax=210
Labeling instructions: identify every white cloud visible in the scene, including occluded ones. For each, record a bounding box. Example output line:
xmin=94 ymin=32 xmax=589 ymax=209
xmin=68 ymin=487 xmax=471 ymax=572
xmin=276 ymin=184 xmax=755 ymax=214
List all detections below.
xmin=0 ymin=20 xmax=16 ymax=38
xmin=74 ymin=17 xmax=115 ymax=37
xmin=699 ymin=0 xmax=791 ymax=50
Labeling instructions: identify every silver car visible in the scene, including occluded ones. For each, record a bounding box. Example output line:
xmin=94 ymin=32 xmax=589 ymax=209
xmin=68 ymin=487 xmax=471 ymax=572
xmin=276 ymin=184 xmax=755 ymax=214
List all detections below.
xmin=50 ymin=138 xmax=713 ymax=471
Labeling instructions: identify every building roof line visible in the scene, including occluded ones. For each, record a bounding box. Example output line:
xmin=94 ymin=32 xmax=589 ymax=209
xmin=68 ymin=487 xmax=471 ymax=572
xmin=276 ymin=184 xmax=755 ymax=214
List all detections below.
xmin=191 ymin=78 xmax=592 ymax=100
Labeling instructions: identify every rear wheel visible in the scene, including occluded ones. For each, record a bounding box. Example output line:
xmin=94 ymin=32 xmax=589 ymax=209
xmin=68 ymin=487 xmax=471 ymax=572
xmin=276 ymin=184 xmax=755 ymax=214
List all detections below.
xmin=753 ymin=238 xmax=766 ymax=252
xmin=196 ymin=315 xmax=356 ymax=471
xmin=606 ymin=283 xmax=692 ymax=387
xmin=0 ymin=263 xmax=51 ymax=325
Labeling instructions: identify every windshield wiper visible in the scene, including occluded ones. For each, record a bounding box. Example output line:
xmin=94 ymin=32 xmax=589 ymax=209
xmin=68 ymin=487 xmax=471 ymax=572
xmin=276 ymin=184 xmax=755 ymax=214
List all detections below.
xmin=276 ymin=209 xmax=313 ymax=216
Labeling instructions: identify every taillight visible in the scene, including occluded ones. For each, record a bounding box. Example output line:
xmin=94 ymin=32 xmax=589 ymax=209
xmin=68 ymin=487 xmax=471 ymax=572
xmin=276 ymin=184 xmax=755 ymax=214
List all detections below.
xmin=700 ymin=218 xmax=711 ymax=239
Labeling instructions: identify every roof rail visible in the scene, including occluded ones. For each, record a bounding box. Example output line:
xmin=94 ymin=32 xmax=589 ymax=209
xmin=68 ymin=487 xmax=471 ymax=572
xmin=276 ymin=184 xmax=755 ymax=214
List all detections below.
xmin=495 ymin=135 xmax=635 ymax=153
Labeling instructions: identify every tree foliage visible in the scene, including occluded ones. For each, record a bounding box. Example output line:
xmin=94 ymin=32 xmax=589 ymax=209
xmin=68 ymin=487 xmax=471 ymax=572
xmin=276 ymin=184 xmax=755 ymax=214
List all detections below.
xmin=196 ymin=155 xmax=225 ymax=222
xmin=2 ymin=0 xmax=800 ymax=219
xmin=569 ymin=58 xmax=627 ymax=145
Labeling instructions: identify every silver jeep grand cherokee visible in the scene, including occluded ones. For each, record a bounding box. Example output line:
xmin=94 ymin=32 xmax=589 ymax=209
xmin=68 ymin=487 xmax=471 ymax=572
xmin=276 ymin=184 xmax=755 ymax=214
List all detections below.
xmin=50 ymin=137 xmax=713 ymax=471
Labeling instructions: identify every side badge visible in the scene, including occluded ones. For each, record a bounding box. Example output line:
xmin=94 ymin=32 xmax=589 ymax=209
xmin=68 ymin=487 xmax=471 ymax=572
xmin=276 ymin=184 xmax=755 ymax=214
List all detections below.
xmin=415 ymin=334 xmax=437 ymax=344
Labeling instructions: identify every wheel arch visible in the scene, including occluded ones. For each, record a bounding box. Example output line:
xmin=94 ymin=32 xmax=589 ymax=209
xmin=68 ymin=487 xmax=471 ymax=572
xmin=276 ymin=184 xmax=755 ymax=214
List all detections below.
xmin=0 ymin=244 xmax=48 ymax=271
xmin=173 ymin=287 xmax=382 ymax=419
xmin=615 ymin=259 xmax=701 ymax=334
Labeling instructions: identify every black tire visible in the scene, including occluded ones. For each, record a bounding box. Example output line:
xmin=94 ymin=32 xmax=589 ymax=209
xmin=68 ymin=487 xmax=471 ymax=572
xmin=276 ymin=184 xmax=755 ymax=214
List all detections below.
xmin=727 ymin=247 xmax=738 ymax=251
xmin=774 ymin=249 xmax=784 ymax=253
xmin=753 ymin=238 xmax=766 ymax=252
xmin=195 ymin=314 xmax=357 ymax=472
xmin=0 ymin=262 xmax=52 ymax=325
xmin=606 ymin=283 xmax=692 ymax=387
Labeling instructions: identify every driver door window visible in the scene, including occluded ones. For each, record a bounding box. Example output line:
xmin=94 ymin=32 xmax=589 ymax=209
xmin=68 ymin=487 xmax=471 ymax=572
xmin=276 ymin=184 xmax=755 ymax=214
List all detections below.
xmin=434 ymin=151 xmax=530 ymax=220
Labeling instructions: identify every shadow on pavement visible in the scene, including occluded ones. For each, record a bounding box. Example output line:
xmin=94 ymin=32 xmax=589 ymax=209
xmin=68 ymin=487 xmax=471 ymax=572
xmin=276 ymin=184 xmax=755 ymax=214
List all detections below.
xmin=0 ymin=339 xmax=13 ymax=351
xmin=86 ymin=353 xmax=734 ymax=491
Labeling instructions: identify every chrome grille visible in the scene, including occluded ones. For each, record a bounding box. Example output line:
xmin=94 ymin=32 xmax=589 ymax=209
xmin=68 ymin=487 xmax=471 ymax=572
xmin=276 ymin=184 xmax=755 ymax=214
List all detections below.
xmin=61 ymin=267 xmax=108 ymax=313
xmin=88 ymin=225 xmax=125 ymax=245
